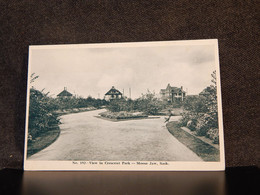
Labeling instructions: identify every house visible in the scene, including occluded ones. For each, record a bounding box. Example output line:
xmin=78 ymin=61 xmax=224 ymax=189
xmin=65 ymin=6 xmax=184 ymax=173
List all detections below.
xmin=57 ymin=87 xmax=73 ymax=98
xmin=104 ymin=86 xmax=123 ymax=101
xmin=160 ymin=83 xmax=186 ymax=102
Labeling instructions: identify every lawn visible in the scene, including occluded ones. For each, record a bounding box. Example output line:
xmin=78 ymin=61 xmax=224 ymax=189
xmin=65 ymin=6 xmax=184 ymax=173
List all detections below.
xmin=166 ymin=121 xmax=220 ymax=161
xmin=27 ymin=128 xmax=60 ymax=158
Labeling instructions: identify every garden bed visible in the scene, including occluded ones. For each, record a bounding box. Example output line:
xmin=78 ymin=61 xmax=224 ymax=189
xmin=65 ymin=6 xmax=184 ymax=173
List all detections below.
xmin=53 ymin=106 xmax=97 ymax=115
xmin=98 ymin=111 xmax=149 ymax=121
xmin=166 ymin=121 xmax=220 ymax=161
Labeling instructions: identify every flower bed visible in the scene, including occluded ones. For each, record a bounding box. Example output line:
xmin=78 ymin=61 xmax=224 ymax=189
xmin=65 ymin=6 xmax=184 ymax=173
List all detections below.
xmin=53 ymin=106 xmax=96 ymax=115
xmin=99 ymin=111 xmax=148 ymax=119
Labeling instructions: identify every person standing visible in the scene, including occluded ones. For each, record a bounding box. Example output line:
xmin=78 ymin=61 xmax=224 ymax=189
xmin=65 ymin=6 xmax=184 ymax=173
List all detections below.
xmin=164 ymin=109 xmax=173 ymax=123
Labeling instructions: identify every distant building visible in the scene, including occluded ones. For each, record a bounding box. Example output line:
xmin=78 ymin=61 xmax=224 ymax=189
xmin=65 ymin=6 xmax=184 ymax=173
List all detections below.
xmin=57 ymin=87 xmax=73 ymax=98
xmin=160 ymin=83 xmax=186 ymax=102
xmin=104 ymin=86 xmax=123 ymax=101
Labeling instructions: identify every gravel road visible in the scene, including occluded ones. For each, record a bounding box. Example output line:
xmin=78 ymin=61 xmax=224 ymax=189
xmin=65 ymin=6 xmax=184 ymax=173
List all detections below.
xmin=29 ymin=109 xmax=202 ymax=161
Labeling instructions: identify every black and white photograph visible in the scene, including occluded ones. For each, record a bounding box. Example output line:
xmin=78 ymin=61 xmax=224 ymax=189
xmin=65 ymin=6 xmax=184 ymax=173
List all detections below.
xmin=24 ymin=40 xmax=225 ymax=170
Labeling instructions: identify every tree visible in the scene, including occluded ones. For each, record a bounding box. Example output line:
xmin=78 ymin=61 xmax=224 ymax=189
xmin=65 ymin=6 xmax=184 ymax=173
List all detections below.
xmin=136 ymin=90 xmax=164 ymax=115
xmin=180 ymin=70 xmax=219 ymax=141
xmin=28 ymin=74 xmax=60 ymax=140
xmin=29 ymin=88 xmax=60 ymax=139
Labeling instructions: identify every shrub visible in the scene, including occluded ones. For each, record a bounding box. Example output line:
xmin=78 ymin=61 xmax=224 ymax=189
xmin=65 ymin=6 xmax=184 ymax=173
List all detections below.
xmin=206 ymin=128 xmax=219 ymax=144
xmin=179 ymin=71 xmax=219 ymax=139
xmin=135 ymin=91 xmax=164 ymax=115
xmin=171 ymin=101 xmax=183 ymax=108
xmin=195 ymin=114 xmax=211 ymax=136
xmin=106 ymin=91 xmax=164 ymax=115
xmin=29 ymin=88 xmax=60 ymax=139
xmin=187 ymin=120 xmax=197 ymax=131
xmin=107 ymin=99 xmax=129 ymax=112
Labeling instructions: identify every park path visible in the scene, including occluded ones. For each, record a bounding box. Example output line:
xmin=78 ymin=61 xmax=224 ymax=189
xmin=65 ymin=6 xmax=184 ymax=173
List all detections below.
xmin=29 ymin=109 xmax=202 ymax=161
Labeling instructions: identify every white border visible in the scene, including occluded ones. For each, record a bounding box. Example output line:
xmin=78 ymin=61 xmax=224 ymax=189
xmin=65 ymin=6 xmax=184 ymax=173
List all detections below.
xmin=24 ymin=39 xmax=225 ymax=171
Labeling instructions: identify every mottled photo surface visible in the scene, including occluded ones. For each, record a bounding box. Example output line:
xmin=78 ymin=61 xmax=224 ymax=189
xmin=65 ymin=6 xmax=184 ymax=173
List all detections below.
xmin=24 ymin=40 xmax=225 ymax=170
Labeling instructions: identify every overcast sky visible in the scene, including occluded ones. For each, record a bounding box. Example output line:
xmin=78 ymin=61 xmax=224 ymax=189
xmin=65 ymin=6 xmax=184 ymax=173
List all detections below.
xmin=29 ymin=42 xmax=217 ymax=99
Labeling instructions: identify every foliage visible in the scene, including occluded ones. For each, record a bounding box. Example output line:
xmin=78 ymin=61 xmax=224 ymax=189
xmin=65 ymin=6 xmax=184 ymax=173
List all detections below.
xmin=107 ymin=99 xmax=126 ymax=112
xmin=52 ymin=96 xmax=108 ymax=111
xmin=28 ymin=74 xmax=108 ymax=141
xmin=183 ymin=96 xmax=208 ymax=113
xmin=30 ymin=73 xmax=39 ymax=84
xmin=99 ymin=111 xmax=147 ymax=119
xmin=179 ymin=71 xmax=219 ymax=143
xmin=170 ymin=100 xmax=183 ymax=108
xmin=28 ymin=88 xmax=60 ymax=140
xmin=106 ymin=90 xmax=165 ymax=115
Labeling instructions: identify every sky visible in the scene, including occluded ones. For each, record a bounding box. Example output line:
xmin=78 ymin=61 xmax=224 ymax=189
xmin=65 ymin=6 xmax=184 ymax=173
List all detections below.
xmin=29 ymin=42 xmax=217 ymax=99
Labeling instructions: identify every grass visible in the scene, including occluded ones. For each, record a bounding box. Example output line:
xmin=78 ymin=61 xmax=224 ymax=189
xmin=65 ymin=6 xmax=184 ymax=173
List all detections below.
xmin=27 ymin=128 xmax=60 ymax=158
xmin=166 ymin=121 xmax=220 ymax=161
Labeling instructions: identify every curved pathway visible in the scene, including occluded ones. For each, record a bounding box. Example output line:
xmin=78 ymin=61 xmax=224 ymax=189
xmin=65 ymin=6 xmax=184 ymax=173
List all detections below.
xmin=29 ymin=109 xmax=202 ymax=161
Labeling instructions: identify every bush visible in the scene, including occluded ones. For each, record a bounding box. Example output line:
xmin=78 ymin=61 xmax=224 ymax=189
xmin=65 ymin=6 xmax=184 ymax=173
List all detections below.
xmin=171 ymin=101 xmax=183 ymax=108
xmin=195 ymin=114 xmax=211 ymax=136
xmin=106 ymin=91 xmax=164 ymax=115
xmin=183 ymin=95 xmax=207 ymax=112
xmin=107 ymin=99 xmax=129 ymax=112
xmin=135 ymin=91 xmax=164 ymax=115
xmin=28 ymin=88 xmax=60 ymax=139
xmin=179 ymin=71 xmax=219 ymax=141
xmin=206 ymin=128 xmax=219 ymax=144
xmin=187 ymin=120 xmax=197 ymax=131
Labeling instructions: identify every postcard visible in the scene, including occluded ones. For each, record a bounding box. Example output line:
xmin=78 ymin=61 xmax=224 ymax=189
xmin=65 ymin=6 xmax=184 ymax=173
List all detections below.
xmin=24 ymin=39 xmax=225 ymax=170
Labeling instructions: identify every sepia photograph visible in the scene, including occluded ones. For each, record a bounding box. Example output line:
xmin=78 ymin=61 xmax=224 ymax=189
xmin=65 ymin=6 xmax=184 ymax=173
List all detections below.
xmin=24 ymin=40 xmax=225 ymax=170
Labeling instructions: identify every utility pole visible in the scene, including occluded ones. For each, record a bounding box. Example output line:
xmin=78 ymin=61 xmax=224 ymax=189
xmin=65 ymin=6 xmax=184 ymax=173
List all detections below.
xmin=129 ymin=88 xmax=131 ymax=99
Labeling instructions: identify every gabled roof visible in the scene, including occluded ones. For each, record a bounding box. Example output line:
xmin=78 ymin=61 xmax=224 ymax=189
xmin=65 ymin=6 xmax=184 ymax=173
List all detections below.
xmin=161 ymin=84 xmax=185 ymax=93
xmin=171 ymin=87 xmax=182 ymax=93
xmin=57 ymin=88 xmax=73 ymax=97
xmin=105 ymin=86 xmax=122 ymax=95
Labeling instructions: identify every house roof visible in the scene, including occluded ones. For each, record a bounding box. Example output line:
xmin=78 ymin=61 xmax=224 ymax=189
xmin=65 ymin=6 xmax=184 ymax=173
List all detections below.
xmin=57 ymin=88 xmax=73 ymax=97
xmin=171 ymin=87 xmax=182 ymax=93
xmin=105 ymin=86 xmax=122 ymax=95
xmin=161 ymin=84 xmax=185 ymax=93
